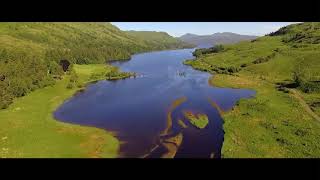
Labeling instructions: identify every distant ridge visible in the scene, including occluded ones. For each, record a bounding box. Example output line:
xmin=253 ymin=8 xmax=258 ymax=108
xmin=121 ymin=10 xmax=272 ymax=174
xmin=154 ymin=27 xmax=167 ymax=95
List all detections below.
xmin=126 ymin=30 xmax=193 ymax=49
xmin=179 ymin=32 xmax=259 ymax=46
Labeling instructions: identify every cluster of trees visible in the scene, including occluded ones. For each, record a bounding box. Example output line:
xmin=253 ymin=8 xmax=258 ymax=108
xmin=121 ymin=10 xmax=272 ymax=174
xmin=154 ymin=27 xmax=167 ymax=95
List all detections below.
xmin=43 ymin=44 xmax=141 ymax=65
xmin=212 ymin=66 xmax=241 ymax=74
xmin=0 ymin=49 xmax=58 ymax=109
xmin=193 ymin=45 xmax=224 ymax=57
xmin=0 ymin=22 xmax=190 ymax=109
xmin=105 ymin=66 xmax=134 ymax=80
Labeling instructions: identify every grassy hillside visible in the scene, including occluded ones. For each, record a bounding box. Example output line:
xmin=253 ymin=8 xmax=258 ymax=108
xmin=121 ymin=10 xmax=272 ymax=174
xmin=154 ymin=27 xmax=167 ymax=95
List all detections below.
xmin=0 ymin=22 xmax=190 ymax=109
xmin=185 ymin=22 xmax=320 ymax=157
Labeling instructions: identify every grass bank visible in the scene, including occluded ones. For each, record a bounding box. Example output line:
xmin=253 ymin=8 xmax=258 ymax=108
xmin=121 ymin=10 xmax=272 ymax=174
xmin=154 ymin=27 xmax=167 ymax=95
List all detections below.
xmin=0 ymin=64 xmax=120 ymax=158
xmin=185 ymin=23 xmax=320 ymax=157
xmin=210 ymin=74 xmax=320 ymax=157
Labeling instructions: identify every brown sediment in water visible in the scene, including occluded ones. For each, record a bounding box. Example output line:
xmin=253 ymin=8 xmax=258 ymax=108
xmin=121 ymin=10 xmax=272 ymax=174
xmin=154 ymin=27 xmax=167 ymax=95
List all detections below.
xmin=142 ymin=133 xmax=184 ymax=158
xmin=102 ymin=130 xmax=128 ymax=158
xmin=207 ymin=97 xmax=224 ymax=115
xmin=161 ymin=133 xmax=183 ymax=158
xmin=145 ymin=97 xmax=187 ymax=158
xmin=160 ymin=96 xmax=187 ymax=136
xmin=178 ymin=119 xmax=188 ymax=128
xmin=161 ymin=143 xmax=177 ymax=158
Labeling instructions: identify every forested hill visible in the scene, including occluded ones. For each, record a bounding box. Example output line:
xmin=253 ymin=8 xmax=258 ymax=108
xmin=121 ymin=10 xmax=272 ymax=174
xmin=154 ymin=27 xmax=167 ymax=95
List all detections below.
xmin=126 ymin=31 xmax=193 ymax=49
xmin=0 ymin=23 xmax=191 ymax=64
xmin=0 ymin=22 xmax=192 ymax=109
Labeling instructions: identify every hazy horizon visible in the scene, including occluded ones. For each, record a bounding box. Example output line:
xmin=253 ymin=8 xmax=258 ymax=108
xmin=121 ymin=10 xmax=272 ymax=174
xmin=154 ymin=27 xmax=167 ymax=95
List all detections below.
xmin=111 ymin=22 xmax=298 ymax=37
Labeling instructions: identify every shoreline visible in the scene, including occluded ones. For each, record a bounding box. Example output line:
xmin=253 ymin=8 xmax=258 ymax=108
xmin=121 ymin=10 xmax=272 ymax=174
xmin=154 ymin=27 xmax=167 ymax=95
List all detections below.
xmin=48 ymin=47 xmax=193 ymax=158
xmin=0 ymin=47 xmax=216 ymax=158
xmin=208 ymin=73 xmax=320 ymax=157
xmin=109 ymin=47 xmax=196 ymax=64
xmin=0 ymin=72 xmax=120 ymax=158
xmin=51 ymin=47 xmax=196 ymax=158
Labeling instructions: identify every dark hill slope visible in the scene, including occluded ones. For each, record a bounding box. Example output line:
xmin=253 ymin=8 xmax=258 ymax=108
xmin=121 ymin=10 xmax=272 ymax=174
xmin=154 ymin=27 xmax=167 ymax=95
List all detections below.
xmin=126 ymin=30 xmax=193 ymax=49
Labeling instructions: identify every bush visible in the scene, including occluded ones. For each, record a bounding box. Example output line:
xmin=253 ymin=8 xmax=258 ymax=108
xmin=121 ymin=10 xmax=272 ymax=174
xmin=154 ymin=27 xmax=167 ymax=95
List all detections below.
xmin=106 ymin=67 xmax=120 ymax=77
xmin=66 ymin=82 xmax=75 ymax=89
xmin=192 ymin=44 xmax=224 ymax=57
xmin=300 ymin=81 xmax=320 ymax=93
xmin=66 ymin=68 xmax=78 ymax=89
xmin=48 ymin=61 xmax=63 ymax=76
xmin=240 ymin=63 xmax=248 ymax=68
xmin=105 ymin=67 xmax=133 ymax=80
xmin=227 ymin=66 xmax=240 ymax=73
xmin=253 ymin=57 xmax=267 ymax=64
xmin=211 ymin=44 xmax=224 ymax=52
xmin=0 ymin=75 xmax=5 ymax=81
xmin=0 ymin=92 xmax=13 ymax=109
xmin=253 ymin=53 xmax=276 ymax=64
xmin=293 ymin=68 xmax=320 ymax=93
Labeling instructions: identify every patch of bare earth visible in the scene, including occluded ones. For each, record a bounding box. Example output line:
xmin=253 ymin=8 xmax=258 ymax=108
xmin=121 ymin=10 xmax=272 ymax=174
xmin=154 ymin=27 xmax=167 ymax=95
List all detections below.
xmin=289 ymin=89 xmax=320 ymax=122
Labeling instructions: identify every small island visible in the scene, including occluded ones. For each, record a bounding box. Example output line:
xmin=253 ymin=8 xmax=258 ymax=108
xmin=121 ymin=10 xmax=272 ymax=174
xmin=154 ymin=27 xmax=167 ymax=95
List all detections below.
xmin=183 ymin=111 xmax=209 ymax=129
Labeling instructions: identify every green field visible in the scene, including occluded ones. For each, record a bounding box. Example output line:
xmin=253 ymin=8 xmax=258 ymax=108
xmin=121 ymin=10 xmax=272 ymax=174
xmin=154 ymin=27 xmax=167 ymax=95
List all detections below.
xmin=187 ymin=22 xmax=320 ymax=157
xmin=0 ymin=64 xmax=120 ymax=158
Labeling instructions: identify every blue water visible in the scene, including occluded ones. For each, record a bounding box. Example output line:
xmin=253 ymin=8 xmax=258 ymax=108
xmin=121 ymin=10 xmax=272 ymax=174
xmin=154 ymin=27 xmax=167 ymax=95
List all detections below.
xmin=54 ymin=48 xmax=255 ymax=158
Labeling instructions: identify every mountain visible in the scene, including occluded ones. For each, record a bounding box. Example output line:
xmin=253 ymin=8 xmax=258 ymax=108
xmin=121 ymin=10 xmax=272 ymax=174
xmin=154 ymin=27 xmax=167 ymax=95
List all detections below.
xmin=0 ymin=22 xmax=190 ymax=109
xmin=179 ymin=32 xmax=259 ymax=46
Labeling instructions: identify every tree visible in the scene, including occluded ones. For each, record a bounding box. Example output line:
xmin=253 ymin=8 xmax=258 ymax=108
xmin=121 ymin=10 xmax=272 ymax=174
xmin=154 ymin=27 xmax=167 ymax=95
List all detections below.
xmin=66 ymin=68 xmax=78 ymax=89
xmin=59 ymin=60 xmax=71 ymax=72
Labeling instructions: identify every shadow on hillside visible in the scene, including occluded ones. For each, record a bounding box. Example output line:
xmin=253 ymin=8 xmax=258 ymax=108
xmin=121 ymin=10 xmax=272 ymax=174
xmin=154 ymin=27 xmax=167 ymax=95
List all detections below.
xmin=275 ymin=81 xmax=299 ymax=93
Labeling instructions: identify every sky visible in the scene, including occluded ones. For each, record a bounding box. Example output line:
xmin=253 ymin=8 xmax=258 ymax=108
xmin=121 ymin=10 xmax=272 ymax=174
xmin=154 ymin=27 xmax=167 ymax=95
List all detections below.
xmin=111 ymin=22 xmax=297 ymax=37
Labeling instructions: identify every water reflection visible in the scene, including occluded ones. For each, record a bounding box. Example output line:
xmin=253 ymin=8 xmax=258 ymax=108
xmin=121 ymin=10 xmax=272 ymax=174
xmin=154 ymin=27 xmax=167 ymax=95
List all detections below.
xmin=54 ymin=48 xmax=255 ymax=158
